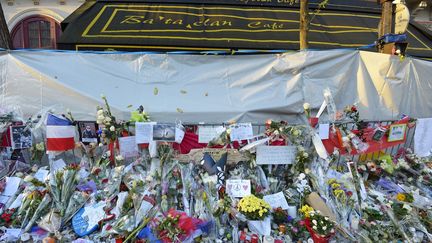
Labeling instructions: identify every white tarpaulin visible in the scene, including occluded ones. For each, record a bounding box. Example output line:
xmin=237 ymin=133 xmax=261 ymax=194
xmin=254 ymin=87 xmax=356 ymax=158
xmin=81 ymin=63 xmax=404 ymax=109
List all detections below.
xmin=1 ymin=49 xmax=432 ymax=123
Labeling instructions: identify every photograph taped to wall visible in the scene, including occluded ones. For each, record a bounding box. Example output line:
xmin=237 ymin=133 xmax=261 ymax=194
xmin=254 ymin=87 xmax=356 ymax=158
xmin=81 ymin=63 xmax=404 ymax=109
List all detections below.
xmin=78 ymin=121 xmax=98 ymax=144
xmin=10 ymin=125 xmax=32 ymax=150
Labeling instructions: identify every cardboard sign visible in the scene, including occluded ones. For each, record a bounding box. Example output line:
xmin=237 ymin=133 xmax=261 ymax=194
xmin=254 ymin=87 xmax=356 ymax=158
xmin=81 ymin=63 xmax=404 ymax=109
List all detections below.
xmin=119 ymin=136 xmax=139 ymax=158
xmin=229 ymin=123 xmax=253 ymax=141
xmin=263 ymin=192 xmax=289 ymax=210
xmin=176 ymin=148 xmax=246 ymax=165
xmin=198 ymin=126 xmax=225 ymax=143
xmin=226 ymin=179 xmax=251 ymax=198
xmin=256 ymin=146 xmax=296 ymax=165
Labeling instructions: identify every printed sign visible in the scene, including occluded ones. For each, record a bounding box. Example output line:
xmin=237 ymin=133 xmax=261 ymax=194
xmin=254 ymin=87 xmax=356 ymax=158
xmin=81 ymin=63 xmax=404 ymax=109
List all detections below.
xmin=263 ymin=192 xmax=289 ymax=210
xmin=229 ymin=123 xmax=253 ymax=141
xmin=256 ymin=146 xmax=296 ymax=165
xmin=226 ymin=179 xmax=251 ymax=198
xmin=198 ymin=126 xmax=225 ymax=143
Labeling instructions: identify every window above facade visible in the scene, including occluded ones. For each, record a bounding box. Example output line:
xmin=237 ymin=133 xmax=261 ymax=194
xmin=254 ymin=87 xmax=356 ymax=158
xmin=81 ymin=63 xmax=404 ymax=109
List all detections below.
xmin=11 ymin=15 xmax=61 ymax=49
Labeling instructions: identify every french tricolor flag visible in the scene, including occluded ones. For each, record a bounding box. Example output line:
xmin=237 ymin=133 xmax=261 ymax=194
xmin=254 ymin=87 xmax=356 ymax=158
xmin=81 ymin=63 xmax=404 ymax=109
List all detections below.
xmin=46 ymin=114 xmax=76 ymax=151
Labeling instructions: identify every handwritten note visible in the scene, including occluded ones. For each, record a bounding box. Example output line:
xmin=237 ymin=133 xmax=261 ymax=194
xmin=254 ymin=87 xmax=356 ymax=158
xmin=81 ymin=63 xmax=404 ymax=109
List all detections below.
xmin=51 ymin=159 xmax=66 ymax=172
xmin=34 ymin=169 xmax=49 ymax=182
xmin=135 ymin=122 xmax=156 ymax=144
xmin=198 ymin=126 xmax=225 ymax=143
xmin=414 ymin=118 xmax=432 ymax=157
xmin=319 ymin=123 xmax=330 ymax=139
xmin=256 ymin=146 xmax=296 ymax=165
xmin=226 ymin=179 xmax=251 ymax=198
xmin=229 ymin=123 xmax=253 ymax=141
xmin=175 ymin=125 xmax=185 ymax=144
xmin=3 ymin=177 xmax=21 ymax=196
xmin=119 ymin=136 xmax=139 ymax=158
xmin=263 ymin=192 xmax=289 ymax=210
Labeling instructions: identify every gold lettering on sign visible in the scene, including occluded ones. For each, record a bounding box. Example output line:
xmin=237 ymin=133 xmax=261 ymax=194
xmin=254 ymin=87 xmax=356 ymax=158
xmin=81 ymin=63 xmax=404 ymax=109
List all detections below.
xmin=193 ymin=19 xmax=232 ymax=27
xmin=248 ymin=21 xmax=284 ymax=29
xmin=121 ymin=16 xmax=154 ymax=24
xmin=121 ymin=16 xmax=144 ymax=24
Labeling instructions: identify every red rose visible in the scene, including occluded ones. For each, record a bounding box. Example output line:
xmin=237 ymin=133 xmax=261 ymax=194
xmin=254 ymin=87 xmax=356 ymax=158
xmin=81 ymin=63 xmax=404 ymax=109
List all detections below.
xmin=346 ymin=191 xmax=353 ymax=197
xmin=102 ymin=178 xmax=109 ymax=184
xmin=351 ymin=106 xmax=357 ymax=112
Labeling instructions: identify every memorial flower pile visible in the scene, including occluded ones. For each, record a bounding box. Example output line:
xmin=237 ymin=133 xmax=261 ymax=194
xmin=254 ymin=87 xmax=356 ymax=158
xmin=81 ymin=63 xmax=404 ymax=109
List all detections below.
xmin=0 ymin=96 xmax=430 ymax=243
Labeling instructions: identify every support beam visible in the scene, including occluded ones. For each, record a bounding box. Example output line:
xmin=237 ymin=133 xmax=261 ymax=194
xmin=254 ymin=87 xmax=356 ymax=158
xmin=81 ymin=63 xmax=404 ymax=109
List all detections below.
xmin=299 ymin=0 xmax=309 ymax=50
xmin=379 ymin=0 xmax=394 ymax=37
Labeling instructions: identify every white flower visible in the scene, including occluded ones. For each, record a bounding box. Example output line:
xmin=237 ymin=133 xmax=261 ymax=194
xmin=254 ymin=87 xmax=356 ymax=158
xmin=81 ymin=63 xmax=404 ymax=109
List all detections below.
xmin=104 ymin=117 xmax=112 ymax=123
xmin=99 ymin=143 xmax=103 ymax=147
xmin=312 ymin=226 xmax=317 ymax=230
xmin=116 ymin=155 xmax=124 ymax=161
xmin=402 ymin=204 xmax=412 ymax=212
xmin=24 ymin=175 xmax=34 ymax=182
xmin=324 ymin=216 xmax=329 ymax=221
xmin=101 ymin=94 xmax=106 ymax=99
xmin=274 ymin=130 xmax=279 ymax=135
xmin=322 ymin=226 xmax=327 ymax=231
xmin=97 ymin=109 xmax=104 ymax=115
xmin=303 ymin=152 xmax=309 ymax=158
xmin=298 ymin=173 xmax=306 ymax=180
xmin=303 ymin=103 xmax=310 ymax=110
xmin=304 ymin=168 xmax=311 ymax=174
xmin=97 ymin=115 xmax=105 ymax=121
xmin=312 ymin=219 xmax=317 ymax=225
xmin=110 ymin=126 xmax=115 ymax=132
xmin=15 ymin=172 xmax=24 ymax=178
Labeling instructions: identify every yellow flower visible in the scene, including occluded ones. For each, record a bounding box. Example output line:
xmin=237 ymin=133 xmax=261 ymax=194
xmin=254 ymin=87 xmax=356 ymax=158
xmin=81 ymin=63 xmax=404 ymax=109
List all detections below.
xmin=331 ymin=183 xmax=341 ymax=189
xmin=300 ymin=205 xmax=314 ymax=218
xmin=396 ymin=193 xmax=406 ymax=202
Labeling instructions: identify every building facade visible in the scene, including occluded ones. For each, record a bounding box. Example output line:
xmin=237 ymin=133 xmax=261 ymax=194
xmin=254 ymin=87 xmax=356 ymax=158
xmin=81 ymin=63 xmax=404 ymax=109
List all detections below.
xmin=1 ymin=0 xmax=431 ymax=50
xmin=1 ymin=0 xmax=83 ymax=49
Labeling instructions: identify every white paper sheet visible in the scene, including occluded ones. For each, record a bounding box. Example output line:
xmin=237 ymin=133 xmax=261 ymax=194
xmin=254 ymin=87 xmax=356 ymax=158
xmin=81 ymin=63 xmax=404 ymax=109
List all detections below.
xmin=9 ymin=193 xmax=24 ymax=209
xmin=135 ymin=122 xmax=156 ymax=144
xmin=175 ymin=125 xmax=185 ymax=144
xmin=226 ymin=179 xmax=251 ymax=198
xmin=229 ymin=123 xmax=253 ymax=141
xmin=34 ymin=169 xmax=49 ymax=182
xmin=119 ymin=136 xmax=139 ymax=158
xmin=414 ymin=118 xmax=432 ymax=157
xmin=263 ymin=192 xmax=289 ymax=210
xmin=256 ymin=146 xmax=296 ymax=165
xmin=319 ymin=123 xmax=330 ymax=139
xmin=3 ymin=177 xmax=21 ymax=196
xmin=198 ymin=126 xmax=225 ymax=143
xmin=51 ymin=159 xmax=66 ymax=172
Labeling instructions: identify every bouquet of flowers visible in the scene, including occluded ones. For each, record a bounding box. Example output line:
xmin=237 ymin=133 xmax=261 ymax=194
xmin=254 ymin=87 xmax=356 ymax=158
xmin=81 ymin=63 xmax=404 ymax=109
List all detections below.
xmin=237 ymin=195 xmax=270 ymax=221
xmin=304 ymin=210 xmax=335 ymax=243
xmin=237 ymin=195 xmax=271 ymax=235
xmin=48 ymin=164 xmax=81 ymax=217
xmin=154 ymin=208 xmax=204 ymax=242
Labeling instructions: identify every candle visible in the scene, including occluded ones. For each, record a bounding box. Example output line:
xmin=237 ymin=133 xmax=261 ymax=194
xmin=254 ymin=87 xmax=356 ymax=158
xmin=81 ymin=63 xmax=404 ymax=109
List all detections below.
xmin=287 ymin=205 xmax=297 ymax=219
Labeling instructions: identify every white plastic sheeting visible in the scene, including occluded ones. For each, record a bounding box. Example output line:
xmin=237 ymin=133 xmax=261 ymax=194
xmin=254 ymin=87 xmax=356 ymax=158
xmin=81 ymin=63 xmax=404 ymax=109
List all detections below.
xmin=1 ymin=49 xmax=432 ymax=123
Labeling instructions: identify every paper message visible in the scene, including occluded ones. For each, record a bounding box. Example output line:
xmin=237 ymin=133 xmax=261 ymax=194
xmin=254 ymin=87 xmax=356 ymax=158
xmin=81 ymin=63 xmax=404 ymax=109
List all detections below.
xmin=198 ymin=126 xmax=225 ymax=143
xmin=263 ymin=192 xmax=289 ymax=210
xmin=226 ymin=179 xmax=251 ymax=198
xmin=229 ymin=123 xmax=253 ymax=141
xmin=175 ymin=125 xmax=185 ymax=144
xmin=135 ymin=122 xmax=156 ymax=144
xmin=51 ymin=159 xmax=66 ymax=172
xmin=9 ymin=193 xmax=24 ymax=209
xmin=414 ymin=118 xmax=432 ymax=157
xmin=319 ymin=123 xmax=330 ymax=139
xmin=256 ymin=146 xmax=296 ymax=165
xmin=34 ymin=169 xmax=49 ymax=182
xmin=3 ymin=177 xmax=21 ymax=196
xmin=0 ymin=228 xmax=21 ymax=241
xmin=119 ymin=136 xmax=139 ymax=158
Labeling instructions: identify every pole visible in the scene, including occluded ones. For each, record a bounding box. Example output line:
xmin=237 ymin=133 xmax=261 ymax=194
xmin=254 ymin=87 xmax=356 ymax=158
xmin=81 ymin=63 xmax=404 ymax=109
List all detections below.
xmin=0 ymin=2 xmax=12 ymax=49
xmin=300 ymin=0 xmax=309 ymax=50
xmin=379 ymin=0 xmax=393 ymax=37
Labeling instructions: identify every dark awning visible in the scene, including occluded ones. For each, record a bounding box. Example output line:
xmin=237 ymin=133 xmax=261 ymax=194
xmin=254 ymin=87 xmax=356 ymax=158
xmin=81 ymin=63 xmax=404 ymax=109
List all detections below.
xmin=58 ymin=0 xmax=432 ymax=58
